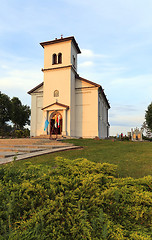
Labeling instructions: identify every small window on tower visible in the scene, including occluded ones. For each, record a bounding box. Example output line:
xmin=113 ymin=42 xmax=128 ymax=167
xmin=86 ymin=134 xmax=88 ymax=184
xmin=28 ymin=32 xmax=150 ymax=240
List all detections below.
xmin=73 ymin=55 xmax=76 ymax=67
xmin=54 ymin=90 xmax=59 ymax=97
xmin=52 ymin=54 xmax=57 ymax=64
xmin=58 ymin=53 xmax=62 ymax=64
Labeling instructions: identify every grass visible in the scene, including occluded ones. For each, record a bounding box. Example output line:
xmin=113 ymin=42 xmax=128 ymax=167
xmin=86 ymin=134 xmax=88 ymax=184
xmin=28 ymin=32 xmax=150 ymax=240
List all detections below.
xmin=8 ymin=139 xmax=152 ymax=179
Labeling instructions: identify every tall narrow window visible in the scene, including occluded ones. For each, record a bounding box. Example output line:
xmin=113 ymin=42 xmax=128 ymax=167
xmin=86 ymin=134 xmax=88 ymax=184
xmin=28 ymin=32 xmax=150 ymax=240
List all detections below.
xmin=58 ymin=53 xmax=62 ymax=64
xmin=73 ymin=55 xmax=76 ymax=67
xmin=52 ymin=54 xmax=57 ymax=64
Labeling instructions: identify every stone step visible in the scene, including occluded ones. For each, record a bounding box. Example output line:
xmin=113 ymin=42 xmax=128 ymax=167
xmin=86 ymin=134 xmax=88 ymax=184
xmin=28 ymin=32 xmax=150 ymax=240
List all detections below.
xmin=0 ymin=140 xmax=41 ymax=146
xmin=0 ymin=144 xmax=71 ymax=149
xmin=0 ymin=145 xmax=81 ymax=164
xmin=0 ymin=145 xmax=48 ymax=149
xmin=32 ymin=135 xmax=60 ymax=139
xmin=0 ymin=146 xmax=57 ymax=158
xmin=32 ymin=135 xmax=50 ymax=139
xmin=0 ymin=152 xmax=25 ymax=158
xmin=0 ymin=138 xmax=77 ymax=162
xmin=0 ymin=147 xmax=46 ymax=153
xmin=0 ymin=144 xmax=73 ymax=159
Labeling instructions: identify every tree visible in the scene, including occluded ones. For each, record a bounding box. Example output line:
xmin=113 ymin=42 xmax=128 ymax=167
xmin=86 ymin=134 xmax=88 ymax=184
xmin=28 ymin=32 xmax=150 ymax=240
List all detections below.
xmin=0 ymin=91 xmax=12 ymax=130
xmin=145 ymin=102 xmax=152 ymax=132
xmin=0 ymin=92 xmax=31 ymax=136
xmin=11 ymin=97 xmax=30 ymax=129
xmin=141 ymin=121 xmax=152 ymax=138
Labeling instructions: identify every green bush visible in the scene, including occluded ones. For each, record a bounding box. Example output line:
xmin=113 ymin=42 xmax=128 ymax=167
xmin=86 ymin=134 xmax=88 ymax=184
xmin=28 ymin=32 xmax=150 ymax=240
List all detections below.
xmin=143 ymin=135 xmax=152 ymax=142
xmin=12 ymin=128 xmax=30 ymax=138
xmin=0 ymin=158 xmax=152 ymax=239
xmin=23 ymin=128 xmax=30 ymax=137
xmin=14 ymin=129 xmax=23 ymax=138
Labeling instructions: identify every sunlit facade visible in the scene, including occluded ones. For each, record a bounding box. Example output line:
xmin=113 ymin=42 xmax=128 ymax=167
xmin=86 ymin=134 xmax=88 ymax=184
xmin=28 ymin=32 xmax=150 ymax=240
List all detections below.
xmin=28 ymin=36 xmax=110 ymax=138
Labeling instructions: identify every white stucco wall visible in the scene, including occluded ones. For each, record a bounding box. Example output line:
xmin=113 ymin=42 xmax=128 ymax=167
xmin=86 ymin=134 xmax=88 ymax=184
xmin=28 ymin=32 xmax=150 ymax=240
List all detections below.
xmin=71 ymin=42 xmax=78 ymax=72
xmin=43 ymin=67 xmax=71 ymax=136
xmin=30 ymin=86 xmax=43 ymax=137
xmin=70 ymin=70 xmax=76 ymax=136
xmin=98 ymin=92 xmax=109 ymax=138
xmin=75 ymin=80 xmax=98 ymax=138
xmin=43 ymin=41 xmax=71 ymax=69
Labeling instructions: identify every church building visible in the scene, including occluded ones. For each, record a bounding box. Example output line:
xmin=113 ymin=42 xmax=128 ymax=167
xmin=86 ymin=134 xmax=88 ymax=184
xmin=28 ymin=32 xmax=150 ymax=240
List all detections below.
xmin=28 ymin=36 xmax=110 ymax=138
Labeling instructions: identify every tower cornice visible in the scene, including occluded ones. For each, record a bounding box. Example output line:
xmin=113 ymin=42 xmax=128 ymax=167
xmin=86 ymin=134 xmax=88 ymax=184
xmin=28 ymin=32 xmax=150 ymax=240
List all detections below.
xmin=41 ymin=64 xmax=74 ymax=72
xmin=40 ymin=36 xmax=81 ymax=54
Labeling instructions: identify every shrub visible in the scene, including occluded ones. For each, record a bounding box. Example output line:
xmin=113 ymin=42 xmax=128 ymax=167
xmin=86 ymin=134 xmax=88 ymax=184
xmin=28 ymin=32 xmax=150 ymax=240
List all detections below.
xmin=0 ymin=158 xmax=152 ymax=239
xmin=11 ymin=128 xmax=30 ymax=138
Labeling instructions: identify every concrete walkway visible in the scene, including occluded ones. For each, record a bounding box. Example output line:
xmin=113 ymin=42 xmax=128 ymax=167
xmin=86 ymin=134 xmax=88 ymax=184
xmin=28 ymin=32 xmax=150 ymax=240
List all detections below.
xmin=0 ymin=138 xmax=80 ymax=165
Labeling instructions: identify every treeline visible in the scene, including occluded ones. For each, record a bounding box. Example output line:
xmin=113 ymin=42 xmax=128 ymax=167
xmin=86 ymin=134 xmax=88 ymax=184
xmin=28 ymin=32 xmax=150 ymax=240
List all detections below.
xmin=140 ymin=102 xmax=152 ymax=138
xmin=0 ymin=158 xmax=152 ymax=239
xmin=0 ymin=91 xmax=30 ymax=137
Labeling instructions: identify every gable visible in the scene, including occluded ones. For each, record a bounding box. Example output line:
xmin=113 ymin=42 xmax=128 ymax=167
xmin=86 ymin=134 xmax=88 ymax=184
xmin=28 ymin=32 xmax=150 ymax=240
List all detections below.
xmin=42 ymin=102 xmax=69 ymax=111
xmin=28 ymin=82 xmax=43 ymax=95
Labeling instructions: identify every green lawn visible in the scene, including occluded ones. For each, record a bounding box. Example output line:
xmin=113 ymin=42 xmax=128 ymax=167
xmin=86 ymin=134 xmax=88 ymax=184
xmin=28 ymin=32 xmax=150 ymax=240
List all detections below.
xmin=1 ymin=139 xmax=152 ymax=239
xmin=12 ymin=139 xmax=152 ymax=178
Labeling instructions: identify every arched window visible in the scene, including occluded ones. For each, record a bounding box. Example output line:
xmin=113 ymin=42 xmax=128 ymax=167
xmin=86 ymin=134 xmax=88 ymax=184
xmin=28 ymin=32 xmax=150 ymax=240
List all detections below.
xmin=52 ymin=54 xmax=57 ymax=64
xmin=58 ymin=53 xmax=62 ymax=64
xmin=54 ymin=90 xmax=59 ymax=97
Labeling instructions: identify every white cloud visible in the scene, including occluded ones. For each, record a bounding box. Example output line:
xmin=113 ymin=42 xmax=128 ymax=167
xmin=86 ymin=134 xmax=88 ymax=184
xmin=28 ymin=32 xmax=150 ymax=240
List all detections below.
xmin=111 ymin=74 xmax=152 ymax=86
xmin=0 ymin=69 xmax=42 ymax=91
xmin=108 ymin=102 xmax=146 ymax=136
xmin=110 ymin=118 xmax=145 ymax=136
xmin=79 ymin=61 xmax=94 ymax=67
xmin=110 ymin=126 xmax=132 ymax=136
xmin=78 ymin=48 xmax=124 ymax=80
xmin=1 ymin=65 xmax=9 ymax=69
xmin=80 ymin=49 xmax=110 ymax=59
xmin=109 ymin=74 xmax=152 ymax=102
xmin=110 ymin=114 xmax=144 ymax=126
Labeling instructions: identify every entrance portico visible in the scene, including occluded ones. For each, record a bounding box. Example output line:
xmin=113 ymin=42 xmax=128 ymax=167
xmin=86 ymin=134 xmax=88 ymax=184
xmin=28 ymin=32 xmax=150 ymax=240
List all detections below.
xmin=42 ymin=102 xmax=69 ymax=137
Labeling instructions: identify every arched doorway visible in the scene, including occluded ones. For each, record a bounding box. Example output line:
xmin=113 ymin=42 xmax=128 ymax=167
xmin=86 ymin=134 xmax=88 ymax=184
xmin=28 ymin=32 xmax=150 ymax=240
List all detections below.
xmin=50 ymin=112 xmax=62 ymax=136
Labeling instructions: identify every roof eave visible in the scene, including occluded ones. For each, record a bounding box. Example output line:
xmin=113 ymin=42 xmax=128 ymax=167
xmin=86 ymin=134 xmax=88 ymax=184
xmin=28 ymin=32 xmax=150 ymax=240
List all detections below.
xmin=27 ymin=82 xmax=43 ymax=95
xmin=99 ymin=86 xmax=110 ymax=109
xmin=40 ymin=36 xmax=81 ymax=54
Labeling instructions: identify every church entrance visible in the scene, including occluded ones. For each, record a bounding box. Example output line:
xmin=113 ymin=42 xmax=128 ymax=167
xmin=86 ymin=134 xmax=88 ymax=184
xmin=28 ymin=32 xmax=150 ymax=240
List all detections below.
xmin=50 ymin=112 xmax=62 ymax=137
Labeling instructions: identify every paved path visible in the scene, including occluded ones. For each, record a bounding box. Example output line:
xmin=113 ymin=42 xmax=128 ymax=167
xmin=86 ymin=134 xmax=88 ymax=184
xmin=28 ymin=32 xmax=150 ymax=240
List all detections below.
xmin=0 ymin=138 xmax=81 ymax=165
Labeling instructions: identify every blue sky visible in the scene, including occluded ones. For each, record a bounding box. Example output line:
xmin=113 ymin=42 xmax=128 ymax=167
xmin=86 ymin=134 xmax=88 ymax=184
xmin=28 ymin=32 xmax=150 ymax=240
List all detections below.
xmin=0 ymin=0 xmax=152 ymax=135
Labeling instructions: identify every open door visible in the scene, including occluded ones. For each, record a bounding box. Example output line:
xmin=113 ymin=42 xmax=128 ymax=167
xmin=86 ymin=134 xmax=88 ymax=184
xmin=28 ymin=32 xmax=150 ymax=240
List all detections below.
xmin=50 ymin=112 xmax=62 ymax=137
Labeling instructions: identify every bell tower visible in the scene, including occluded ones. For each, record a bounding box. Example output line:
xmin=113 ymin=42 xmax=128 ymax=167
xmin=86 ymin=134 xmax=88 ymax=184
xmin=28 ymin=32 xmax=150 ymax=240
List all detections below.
xmin=40 ymin=36 xmax=81 ymax=136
